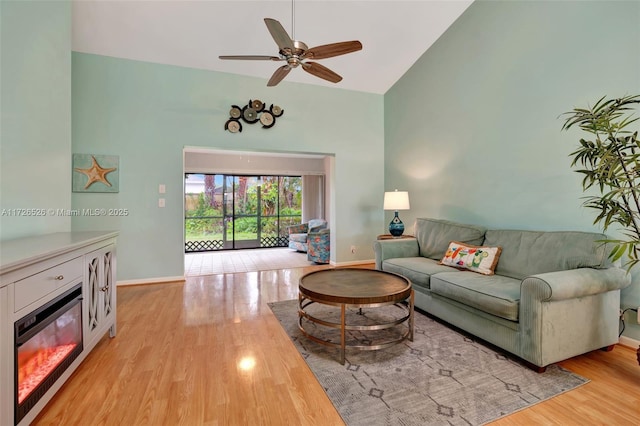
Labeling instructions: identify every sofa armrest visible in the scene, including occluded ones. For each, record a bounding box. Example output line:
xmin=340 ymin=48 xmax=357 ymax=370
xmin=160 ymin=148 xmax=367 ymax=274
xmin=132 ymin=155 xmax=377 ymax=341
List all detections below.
xmin=521 ymin=267 xmax=631 ymax=302
xmin=287 ymin=223 xmax=308 ymax=235
xmin=373 ymin=239 xmax=420 ymax=269
xmin=309 ymin=228 xmax=330 ymax=237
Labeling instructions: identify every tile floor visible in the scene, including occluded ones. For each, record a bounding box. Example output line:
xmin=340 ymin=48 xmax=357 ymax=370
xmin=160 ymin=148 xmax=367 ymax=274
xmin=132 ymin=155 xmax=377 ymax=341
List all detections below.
xmin=184 ymin=247 xmax=317 ymax=276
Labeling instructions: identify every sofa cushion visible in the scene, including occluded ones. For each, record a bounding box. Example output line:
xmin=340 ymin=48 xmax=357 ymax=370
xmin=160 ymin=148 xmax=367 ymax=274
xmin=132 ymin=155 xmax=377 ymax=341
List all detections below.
xmin=414 ymin=218 xmax=487 ymax=261
xmin=440 ymin=241 xmax=502 ymax=275
xmin=431 ymin=272 xmax=521 ymax=321
xmin=484 ymin=229 xmax=611 ymax=280
xmin=382 ymin=257 xmax=458 ymax=290
xmin=289 ymin=233 xmax=307 ymax=243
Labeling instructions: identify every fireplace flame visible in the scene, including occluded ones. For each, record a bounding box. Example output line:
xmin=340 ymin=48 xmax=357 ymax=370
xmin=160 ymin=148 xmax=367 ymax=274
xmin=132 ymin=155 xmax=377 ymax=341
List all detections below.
xmin=18 ymin=343 xmax=77 ymax=404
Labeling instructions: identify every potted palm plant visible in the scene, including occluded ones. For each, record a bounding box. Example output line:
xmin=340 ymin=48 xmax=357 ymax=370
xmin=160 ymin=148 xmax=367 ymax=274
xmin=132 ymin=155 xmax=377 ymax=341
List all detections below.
xmin=562 ymin=94 xmax=640 ymax=268
xmin=561 ymin=94 xmax=640 ymax=365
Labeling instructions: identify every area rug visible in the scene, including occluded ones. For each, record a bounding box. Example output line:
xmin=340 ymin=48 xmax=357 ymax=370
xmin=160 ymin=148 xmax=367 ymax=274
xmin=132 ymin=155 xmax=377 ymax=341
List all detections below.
xmin=268 ymin=299 xmax=589 ymax=426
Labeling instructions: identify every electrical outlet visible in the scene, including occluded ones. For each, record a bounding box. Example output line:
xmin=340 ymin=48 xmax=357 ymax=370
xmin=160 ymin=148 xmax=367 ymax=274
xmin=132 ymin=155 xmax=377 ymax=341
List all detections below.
xmin=350 ymin=245 xmax=356 ymax=254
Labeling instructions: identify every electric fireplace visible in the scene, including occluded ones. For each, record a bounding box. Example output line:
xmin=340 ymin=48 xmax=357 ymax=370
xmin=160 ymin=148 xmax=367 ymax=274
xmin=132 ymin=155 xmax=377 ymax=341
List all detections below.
xmin=14 ymin=283 xmax=83 ymax=424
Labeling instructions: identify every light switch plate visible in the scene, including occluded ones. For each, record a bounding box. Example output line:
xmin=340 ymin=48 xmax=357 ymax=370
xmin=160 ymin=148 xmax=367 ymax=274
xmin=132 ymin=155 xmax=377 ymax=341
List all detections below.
xmin=159 ymin=184 xmax=166 ymax=194
xmin=158 ymin=198 xmax=165 ymax=208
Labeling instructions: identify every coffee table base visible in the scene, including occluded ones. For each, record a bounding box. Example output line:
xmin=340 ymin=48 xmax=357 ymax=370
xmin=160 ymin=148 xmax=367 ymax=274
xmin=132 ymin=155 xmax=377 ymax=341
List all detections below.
xmin=297 ymin=291 xmax=414 ymax=365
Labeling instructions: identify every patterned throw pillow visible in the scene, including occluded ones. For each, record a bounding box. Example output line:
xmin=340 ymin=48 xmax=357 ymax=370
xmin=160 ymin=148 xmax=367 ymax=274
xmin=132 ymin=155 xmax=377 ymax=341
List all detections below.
xmin=440 ymin=241 xmax=502 ymax=275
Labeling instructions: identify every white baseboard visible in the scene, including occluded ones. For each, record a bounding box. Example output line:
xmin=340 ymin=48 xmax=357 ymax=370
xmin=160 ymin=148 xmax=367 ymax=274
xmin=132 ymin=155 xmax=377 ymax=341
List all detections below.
xmin=619 ymin=335 xmax=640 ymax=349
xmin=117 ymin=276 xmax=185 ymax=286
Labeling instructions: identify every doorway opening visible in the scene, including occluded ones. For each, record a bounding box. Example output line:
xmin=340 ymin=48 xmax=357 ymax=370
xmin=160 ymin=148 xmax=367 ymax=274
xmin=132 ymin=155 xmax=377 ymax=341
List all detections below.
xmin=184 ymin=174 xmax=302 ymax=252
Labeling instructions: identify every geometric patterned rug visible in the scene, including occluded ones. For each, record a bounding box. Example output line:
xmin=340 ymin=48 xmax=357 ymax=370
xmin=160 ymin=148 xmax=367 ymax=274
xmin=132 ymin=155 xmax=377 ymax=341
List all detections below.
xmin=268 ymin=299 xmax=589 ymax=426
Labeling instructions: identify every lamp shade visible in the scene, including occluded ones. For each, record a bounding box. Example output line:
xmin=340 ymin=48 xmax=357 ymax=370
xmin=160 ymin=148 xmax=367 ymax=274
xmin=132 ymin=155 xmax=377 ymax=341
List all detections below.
xmin=383 ymin=190 xmax=410 ymax=210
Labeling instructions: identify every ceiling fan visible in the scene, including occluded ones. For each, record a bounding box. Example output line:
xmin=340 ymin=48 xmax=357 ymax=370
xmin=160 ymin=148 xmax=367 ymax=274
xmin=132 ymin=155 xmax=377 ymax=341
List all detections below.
xmin=219 ymin=17 xmax=362 ymax=87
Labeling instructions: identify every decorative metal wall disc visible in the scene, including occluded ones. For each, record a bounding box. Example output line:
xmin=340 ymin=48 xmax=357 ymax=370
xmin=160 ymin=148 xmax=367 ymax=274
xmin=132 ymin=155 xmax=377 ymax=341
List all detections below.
xmin=260 ymin=111 xmax=275 ymax=128
xmin=250 ymin=99 xmax=264 ymax=112
xmin=225 ymin=99 xmax=283 ymax=133
xmin=229 ymin=105 xmax=242 ymax=119
xmin=271 ymin=104 xmax=283 ymax=117
xmin=242 ymin=106 xmax=259 ymax=123
xmin=224 ymin=119 xmax=242 ymax=133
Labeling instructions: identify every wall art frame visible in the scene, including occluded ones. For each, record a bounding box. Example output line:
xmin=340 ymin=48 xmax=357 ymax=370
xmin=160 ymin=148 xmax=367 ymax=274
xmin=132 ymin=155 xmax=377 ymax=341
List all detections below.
xmin=72 ymin=154 xmax=119 ymax=193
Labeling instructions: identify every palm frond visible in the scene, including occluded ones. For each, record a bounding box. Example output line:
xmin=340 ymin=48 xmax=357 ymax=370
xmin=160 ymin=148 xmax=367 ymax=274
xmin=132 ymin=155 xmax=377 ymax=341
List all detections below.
xmin=562 ymin=94 xmax=640 ymax=271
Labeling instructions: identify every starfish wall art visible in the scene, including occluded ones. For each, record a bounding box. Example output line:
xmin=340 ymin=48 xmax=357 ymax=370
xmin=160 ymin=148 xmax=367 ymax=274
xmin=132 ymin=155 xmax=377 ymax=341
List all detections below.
xmin=72 ymin=154 xmax=119 ymax=193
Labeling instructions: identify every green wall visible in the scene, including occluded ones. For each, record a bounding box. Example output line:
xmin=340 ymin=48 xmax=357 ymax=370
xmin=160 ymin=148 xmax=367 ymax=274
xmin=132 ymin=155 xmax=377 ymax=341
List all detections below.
xmin=385 ymin=0 xmax=640 ymax=339
xmin=71 ymin=53 xmax=384 ymax=281
xmin=0 ymin=0 xmax=72 ymax=240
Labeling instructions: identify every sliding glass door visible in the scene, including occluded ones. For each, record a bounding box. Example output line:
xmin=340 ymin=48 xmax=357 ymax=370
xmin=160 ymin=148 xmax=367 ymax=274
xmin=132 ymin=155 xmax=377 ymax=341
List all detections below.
xmin=185 ymin=174 xmax=302 ymax=252
xmin=231 ymin=176 xmax=260 ymax=249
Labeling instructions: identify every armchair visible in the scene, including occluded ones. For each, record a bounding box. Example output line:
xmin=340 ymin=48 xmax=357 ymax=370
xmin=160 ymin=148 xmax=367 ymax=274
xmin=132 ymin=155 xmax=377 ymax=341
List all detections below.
xmin=307 ymin=228 xmax=330 ymax=264
xmin=287 ymin=219 xmax=327 ymax=252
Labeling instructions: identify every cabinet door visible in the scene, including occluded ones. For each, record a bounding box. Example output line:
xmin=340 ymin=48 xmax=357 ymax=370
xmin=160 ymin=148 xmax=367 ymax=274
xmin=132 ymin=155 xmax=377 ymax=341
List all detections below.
xmin=101 ymin=249 xmax=115 ymax=327
xmin=84 ymin=245 xmax=116 ymax=347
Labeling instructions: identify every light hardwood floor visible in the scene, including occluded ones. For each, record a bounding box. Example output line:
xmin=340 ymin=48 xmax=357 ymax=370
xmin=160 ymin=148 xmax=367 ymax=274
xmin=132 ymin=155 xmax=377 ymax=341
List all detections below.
xmin=34 ymin=265 xmax=640 ymax=425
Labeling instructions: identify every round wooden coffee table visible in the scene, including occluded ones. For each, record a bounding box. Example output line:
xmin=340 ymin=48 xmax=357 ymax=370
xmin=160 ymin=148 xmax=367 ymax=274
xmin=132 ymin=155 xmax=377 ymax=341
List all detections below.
xmin=298 ymin=268 xmax=414 ymax=364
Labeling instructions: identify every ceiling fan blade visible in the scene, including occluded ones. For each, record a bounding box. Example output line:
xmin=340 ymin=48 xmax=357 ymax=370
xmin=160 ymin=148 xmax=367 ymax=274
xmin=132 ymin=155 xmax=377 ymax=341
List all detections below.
xmin=302 ymin=62 xmax=342 ymax=84
xmin=219 ymin=55 xmax=282 ymax=61
xmin=267 ymin=65 xmax=292 ymax=87
xmin=304 ymin=41 xmax=362 ymax=60
xmin=264 ymin=18 xmax=294 ymax=51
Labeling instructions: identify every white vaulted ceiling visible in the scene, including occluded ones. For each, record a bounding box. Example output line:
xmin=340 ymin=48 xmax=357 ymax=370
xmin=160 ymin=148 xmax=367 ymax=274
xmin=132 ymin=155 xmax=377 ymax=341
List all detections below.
xmin=72 ymin=0 xmax=473 ymax=94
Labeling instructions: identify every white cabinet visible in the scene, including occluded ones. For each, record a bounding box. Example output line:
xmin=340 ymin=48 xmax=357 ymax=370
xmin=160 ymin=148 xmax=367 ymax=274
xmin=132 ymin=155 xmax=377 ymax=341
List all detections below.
xmin=0 ymin=286 xmax=7 ymax=426
xmin=0 ymin=231 xmax=117 ymax=426
xmin=84 ymin=244 xmax=117 ymax=348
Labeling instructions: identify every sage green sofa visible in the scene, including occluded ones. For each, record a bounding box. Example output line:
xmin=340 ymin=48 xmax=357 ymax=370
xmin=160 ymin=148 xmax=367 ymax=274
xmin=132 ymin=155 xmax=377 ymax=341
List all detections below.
xmin=374 ymin=218 xmax=631 ymax=370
